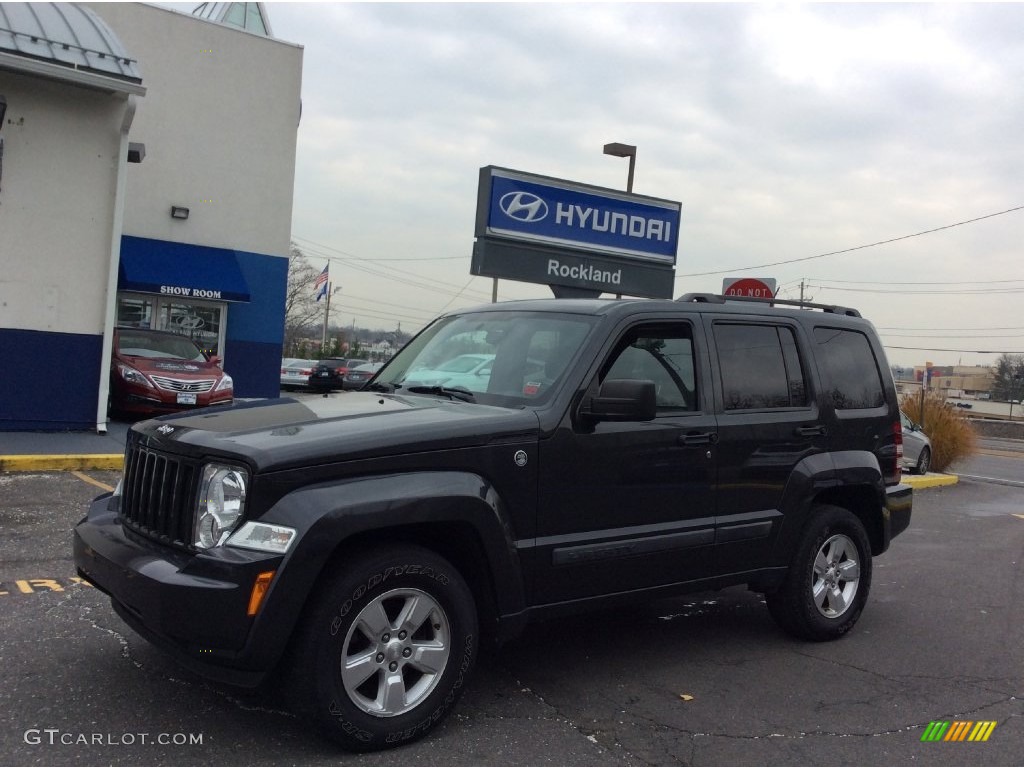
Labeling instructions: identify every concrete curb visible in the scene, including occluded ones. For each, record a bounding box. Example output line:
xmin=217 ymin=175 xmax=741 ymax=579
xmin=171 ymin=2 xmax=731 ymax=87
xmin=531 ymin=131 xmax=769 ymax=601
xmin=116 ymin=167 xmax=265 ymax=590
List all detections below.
xmin=0 ymin=455 xmax=123 ymax=472
xmin=902 ymin=472 xmax=959 ymax=489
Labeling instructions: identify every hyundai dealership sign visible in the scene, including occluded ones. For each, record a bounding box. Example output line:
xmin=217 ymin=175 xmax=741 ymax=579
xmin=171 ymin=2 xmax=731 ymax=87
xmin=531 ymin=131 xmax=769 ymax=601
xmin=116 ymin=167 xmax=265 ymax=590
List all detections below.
xmin=472 ymin=167 xmax=681 ymax=298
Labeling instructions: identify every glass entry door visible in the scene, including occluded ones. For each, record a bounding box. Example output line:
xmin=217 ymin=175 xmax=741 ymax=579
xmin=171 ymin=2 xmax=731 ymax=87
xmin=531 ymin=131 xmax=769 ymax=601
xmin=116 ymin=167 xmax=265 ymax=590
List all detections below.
xmin=116 ymin=293 xmax=227 ymax=360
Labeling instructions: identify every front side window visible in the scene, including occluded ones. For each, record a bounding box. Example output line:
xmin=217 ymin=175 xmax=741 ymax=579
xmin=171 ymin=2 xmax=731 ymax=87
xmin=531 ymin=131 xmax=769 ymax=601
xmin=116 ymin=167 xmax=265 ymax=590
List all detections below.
xmin=602 ymin=325 xmax=697 ymax=412
xmin=813 ymin=327 xmax=885 ymax=409
xmin=715 ymin=323 xmax=807 ymax=411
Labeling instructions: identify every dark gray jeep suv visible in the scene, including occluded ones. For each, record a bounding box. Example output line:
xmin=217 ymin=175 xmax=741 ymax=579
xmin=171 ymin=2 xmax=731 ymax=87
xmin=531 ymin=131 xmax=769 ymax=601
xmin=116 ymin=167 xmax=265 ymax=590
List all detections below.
xmin=74 ymin=294 xmax=911 ymax=751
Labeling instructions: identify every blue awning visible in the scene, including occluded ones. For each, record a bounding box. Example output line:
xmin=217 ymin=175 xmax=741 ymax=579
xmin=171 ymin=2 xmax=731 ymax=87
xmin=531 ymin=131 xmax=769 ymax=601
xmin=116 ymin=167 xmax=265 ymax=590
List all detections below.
xmin=118 ymin=236 xmax=251 ymax=303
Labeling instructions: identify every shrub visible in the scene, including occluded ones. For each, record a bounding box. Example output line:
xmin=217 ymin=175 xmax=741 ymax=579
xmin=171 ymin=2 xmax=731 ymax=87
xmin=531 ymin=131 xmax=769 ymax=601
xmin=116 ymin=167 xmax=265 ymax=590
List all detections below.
xmin=899 ymin=392 xmax=977 ymax=473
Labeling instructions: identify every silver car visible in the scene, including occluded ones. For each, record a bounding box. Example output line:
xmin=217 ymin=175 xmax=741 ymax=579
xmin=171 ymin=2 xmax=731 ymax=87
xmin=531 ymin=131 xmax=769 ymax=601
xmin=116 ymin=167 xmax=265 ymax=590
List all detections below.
xmin=280 ymin=358 xmax=317 ymax=391
xmin=901 ymin=411 xmax=932 ymax=474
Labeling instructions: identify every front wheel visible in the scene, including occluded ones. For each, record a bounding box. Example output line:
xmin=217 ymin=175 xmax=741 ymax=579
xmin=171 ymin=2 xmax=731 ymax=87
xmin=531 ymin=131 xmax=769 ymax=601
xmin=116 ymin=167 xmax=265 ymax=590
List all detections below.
xmin=287 ymin=545 xmax=478 ymax=751
xmin=766 ymin=505 xmax=872 ymax=641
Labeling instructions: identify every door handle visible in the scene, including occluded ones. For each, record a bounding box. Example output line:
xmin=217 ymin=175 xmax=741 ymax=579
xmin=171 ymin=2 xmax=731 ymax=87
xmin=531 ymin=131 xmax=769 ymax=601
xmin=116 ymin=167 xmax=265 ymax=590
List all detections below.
xmin=680 ymin=431 xmax=718 ymax=446
xmin=795 ymin=425 xmax=827 ymax=437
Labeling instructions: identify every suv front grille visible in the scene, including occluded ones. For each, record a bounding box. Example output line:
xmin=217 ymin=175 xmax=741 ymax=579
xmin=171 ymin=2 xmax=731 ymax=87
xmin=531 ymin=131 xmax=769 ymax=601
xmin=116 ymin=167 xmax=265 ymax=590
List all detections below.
xmin=119 ymin=442 xmax=198 ymax=549
xmin=150 ymin=376 xmax=216 ymax=392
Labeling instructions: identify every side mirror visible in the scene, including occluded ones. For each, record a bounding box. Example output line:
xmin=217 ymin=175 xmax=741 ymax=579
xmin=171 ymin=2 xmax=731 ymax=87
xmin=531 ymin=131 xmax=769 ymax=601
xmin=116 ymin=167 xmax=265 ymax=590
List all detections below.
xmin=582 ymin=379 xmax=657 ymax=423
xmin=208 ymin=355 xmax=222 ymax=367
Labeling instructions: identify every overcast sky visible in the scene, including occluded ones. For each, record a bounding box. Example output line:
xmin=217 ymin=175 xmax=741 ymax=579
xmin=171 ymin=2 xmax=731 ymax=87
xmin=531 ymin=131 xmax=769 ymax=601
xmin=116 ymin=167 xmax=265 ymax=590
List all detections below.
xmin=157 ymin=1 xmax=1024 ymax=367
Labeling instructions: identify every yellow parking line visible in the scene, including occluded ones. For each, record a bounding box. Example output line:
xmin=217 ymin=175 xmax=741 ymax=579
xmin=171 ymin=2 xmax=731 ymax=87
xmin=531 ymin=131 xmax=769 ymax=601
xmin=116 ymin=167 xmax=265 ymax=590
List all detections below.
xmin=70 ymin=471 xmax=116 ymax=492
xmin=0 ymin=455 xmax=123 ymax=472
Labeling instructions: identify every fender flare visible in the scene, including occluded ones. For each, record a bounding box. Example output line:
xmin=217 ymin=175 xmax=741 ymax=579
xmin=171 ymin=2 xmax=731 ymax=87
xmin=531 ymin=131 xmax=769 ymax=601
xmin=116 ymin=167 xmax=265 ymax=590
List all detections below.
xmin=771 ymin=450 xmax=886 ymax=563
xmin=238 ymin=471 xmax=525 ymax=670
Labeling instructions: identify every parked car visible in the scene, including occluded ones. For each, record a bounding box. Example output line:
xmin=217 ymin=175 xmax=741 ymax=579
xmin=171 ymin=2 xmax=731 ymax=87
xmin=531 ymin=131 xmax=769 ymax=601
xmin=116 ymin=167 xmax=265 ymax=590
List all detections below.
xmin=342 ymin=361 xmax=384 ymax=391
xmin=109 ymin=327 xmax=233 ymax=417
xmin=280 ymin=358 xmax=317 ymax=391
xmin=308 ymin=357 xmax=369 ymax=392
xmin=955 ymin=402 xmax=973 ymax=409
xmin=403 ymin=353 xmax=496 ymax=392
xmin=901 ymin=411 xmax=932 ymax=474
xmin=77 ymin=294 xmax=911 ymax=751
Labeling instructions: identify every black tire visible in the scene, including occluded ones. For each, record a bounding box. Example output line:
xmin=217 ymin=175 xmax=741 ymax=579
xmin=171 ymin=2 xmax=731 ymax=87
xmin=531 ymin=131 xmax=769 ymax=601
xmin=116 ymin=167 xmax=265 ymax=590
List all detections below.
xmin=765 ymin=505 xmax=872 ymax=642
xmin=915 ymin=447 xmax=931 ymax=475
xmin=286 ymin=545 xmax=478 ymax=751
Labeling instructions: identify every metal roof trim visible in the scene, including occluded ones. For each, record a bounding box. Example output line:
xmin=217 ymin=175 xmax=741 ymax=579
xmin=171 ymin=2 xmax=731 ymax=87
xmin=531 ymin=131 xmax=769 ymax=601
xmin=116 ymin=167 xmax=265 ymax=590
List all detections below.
xmin=0 ymin=50 xmax=147 ymax=96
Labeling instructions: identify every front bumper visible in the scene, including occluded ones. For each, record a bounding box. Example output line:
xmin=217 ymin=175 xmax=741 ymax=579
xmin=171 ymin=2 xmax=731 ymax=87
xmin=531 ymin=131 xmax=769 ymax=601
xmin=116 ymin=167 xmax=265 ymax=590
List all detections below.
xmin=73 ymin=493 xmax=282 ymax=686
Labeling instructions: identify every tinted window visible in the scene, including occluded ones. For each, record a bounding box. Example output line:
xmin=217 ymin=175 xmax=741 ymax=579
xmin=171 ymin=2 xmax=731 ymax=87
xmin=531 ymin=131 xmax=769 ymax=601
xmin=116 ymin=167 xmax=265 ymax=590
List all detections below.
xmin=813 ymin=327 xmax=885 ymax=409
xmin=603 ymin=325 xmax=697 ymax=412
xmin=715 ymin=324 xmax=807 ymax=410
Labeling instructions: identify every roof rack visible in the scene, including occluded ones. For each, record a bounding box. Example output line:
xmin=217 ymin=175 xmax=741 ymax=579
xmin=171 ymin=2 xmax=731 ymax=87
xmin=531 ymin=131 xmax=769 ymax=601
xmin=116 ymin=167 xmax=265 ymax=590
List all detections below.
xmin=675 ymin=293 xmax=861 ymax=317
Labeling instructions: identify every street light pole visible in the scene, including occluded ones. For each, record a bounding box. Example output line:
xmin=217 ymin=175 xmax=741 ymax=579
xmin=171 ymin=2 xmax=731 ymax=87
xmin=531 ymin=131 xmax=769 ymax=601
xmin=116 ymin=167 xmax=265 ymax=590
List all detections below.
xmin=603 ymin=142 xmax=636 ymax=193
xmin=603 ymin=142 xmax=636 ymax=299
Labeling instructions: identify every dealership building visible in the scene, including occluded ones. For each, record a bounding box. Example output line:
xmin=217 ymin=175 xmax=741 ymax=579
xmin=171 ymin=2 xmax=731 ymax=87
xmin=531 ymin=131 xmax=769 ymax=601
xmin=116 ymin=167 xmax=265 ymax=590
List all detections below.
xmin=0 ymin=2 xmax=302 ymax=431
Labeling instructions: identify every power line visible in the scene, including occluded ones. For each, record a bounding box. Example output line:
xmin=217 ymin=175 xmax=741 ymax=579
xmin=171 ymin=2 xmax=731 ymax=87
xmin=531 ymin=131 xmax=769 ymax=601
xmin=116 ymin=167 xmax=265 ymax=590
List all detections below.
xmin=679 ymin=205 xmax=1024 ymax=278
xmin=884 ymin=345 xmax=1024 ymax=354
xmin=810 ymin=277 xmax=1024 ymax=286
xmin=811 ymin=284 xmax=1024 ymax=295
xmin=879 ymin=325 xmax=1024 ymax=331
xmin=880 ymin=332 xmax=1024 ymax=339
xmin=293 ymin=235 xmax=468 ymax=262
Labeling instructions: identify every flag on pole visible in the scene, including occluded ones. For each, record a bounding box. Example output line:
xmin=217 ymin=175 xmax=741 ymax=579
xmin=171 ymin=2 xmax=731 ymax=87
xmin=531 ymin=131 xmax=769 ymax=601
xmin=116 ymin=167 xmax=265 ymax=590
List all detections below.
xmin=314 ymin=264 xmax=329 ymax=301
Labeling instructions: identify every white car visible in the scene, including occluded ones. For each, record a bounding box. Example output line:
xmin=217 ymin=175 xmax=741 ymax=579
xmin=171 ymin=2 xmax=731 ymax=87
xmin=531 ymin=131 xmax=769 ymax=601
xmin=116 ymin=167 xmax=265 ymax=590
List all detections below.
xmin=280 ymin=358 xmax=317 ymax=391
xmin=403 ymin=354 xmax=495 ymax=392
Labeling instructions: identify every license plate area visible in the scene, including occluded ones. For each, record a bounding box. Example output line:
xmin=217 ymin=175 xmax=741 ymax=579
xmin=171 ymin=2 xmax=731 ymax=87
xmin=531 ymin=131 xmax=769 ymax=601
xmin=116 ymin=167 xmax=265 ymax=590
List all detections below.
xmin=177 ymin=392 xmax=198 ymax=405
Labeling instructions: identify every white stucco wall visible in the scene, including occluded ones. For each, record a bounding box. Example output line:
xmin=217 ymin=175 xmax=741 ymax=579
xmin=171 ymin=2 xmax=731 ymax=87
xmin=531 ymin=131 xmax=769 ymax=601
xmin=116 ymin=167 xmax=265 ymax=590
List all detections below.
xmin=84 ymin=2 xmax=303 ymax=257
xmin=0 ymin=70 xmax=127 ymax=335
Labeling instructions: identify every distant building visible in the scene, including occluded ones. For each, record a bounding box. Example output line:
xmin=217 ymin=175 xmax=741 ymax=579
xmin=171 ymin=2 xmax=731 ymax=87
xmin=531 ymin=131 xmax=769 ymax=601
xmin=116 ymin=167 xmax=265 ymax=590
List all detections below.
xmin=908 ymin=364 xmax=995 ymax=398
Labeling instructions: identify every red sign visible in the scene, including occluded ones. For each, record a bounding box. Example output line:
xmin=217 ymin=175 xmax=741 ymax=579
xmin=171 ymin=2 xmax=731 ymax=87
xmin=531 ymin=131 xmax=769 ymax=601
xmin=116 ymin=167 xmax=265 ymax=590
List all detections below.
xmin=722 ymin=277 xmax=777 ymax=298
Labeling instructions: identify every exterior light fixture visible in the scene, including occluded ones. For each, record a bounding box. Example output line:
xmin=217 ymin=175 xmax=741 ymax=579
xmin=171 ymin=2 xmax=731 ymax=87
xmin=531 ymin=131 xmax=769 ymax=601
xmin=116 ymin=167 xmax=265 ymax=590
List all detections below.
xmin=170 ymin=205 xmax=190 ymax=220
xmin=602 ymin=142 xmax=636 ymax=193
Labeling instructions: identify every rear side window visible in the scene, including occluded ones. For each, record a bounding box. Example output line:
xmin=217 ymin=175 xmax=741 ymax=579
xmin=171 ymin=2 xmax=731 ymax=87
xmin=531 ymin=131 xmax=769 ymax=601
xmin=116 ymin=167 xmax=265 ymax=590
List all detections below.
xmin=714 ymin=324 xmax=807 ymax=410
xmin=813 ymin=327 xmax=885 ymax=409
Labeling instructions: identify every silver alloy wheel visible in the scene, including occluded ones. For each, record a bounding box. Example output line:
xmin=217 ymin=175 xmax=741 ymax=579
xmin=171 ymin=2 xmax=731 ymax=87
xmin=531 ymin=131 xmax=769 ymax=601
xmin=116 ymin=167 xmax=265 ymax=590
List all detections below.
xmin=340 ymin=587 xmax=450 ymax=717
xmin=811 ymin=533 xmax=861 ymax=618
xmin=917 ymin=447 xmax=931 ymax=475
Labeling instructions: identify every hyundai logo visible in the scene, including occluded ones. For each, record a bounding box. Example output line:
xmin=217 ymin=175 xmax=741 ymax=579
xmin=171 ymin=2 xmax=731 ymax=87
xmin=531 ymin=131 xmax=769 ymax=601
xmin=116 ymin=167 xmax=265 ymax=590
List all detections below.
xmin=499 ymin=191 xmax=548 ymax=223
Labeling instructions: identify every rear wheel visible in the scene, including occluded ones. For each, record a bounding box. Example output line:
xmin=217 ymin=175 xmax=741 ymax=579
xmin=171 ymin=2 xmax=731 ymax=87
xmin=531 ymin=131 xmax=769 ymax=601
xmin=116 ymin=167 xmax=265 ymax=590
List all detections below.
xmin=766 ymin=505 xmax=872 ymax=641
xmin=287 ymin=545 xmax=478 ymax=751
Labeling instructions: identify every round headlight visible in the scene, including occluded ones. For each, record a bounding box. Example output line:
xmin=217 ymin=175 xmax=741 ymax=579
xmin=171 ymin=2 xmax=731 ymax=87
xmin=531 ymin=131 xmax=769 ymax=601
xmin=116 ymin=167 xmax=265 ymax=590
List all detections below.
xmin=194 ymin=465 xmax=247 ymax=549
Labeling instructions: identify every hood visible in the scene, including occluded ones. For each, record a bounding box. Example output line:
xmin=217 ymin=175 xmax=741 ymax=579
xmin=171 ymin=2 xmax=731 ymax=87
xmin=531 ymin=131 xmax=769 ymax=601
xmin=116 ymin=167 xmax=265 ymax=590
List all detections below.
xmin=133 ymin=392 xmax=541 ymax=472
xmin=120 ymin=355 xmax=223 ymax=377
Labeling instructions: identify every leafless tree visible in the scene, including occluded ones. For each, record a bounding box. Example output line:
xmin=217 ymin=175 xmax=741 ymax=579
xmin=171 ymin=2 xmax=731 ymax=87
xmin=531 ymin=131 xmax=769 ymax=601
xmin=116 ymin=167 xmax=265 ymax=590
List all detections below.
xmin=284 ymin=244 xmax=330 ymax=353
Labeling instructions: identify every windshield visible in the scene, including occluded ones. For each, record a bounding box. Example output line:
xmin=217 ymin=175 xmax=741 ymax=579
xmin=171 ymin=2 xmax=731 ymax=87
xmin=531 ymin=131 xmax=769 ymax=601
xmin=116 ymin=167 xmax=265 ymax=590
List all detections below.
xmin=117 ymin=332 xmax=207 ymax=362
xmin=375 ymin=311 xmax=596 ymax=406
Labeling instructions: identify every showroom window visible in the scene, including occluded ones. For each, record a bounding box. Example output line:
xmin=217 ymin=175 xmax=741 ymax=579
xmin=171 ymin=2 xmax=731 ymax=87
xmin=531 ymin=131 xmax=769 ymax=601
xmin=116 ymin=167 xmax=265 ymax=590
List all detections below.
xmin=117 ymin=294 xmax=226 ymax=359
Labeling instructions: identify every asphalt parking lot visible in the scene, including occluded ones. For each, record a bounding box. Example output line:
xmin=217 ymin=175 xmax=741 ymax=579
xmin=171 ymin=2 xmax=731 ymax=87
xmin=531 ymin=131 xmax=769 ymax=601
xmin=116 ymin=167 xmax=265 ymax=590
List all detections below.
xmin=1 ymin=470 xmax=1022 ymax=766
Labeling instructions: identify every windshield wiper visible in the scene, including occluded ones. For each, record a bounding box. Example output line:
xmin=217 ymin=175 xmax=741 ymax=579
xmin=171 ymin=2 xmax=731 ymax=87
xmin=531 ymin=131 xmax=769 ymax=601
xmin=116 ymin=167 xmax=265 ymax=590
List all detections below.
xmin=404 ymin=385 xmax=476 ymax=403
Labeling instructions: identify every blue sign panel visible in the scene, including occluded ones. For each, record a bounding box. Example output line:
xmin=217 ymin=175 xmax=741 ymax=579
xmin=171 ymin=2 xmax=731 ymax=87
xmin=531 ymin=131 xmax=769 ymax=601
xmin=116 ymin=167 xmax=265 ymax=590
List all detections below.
xmin=478 ymin=167 xmax=680 ymax=265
